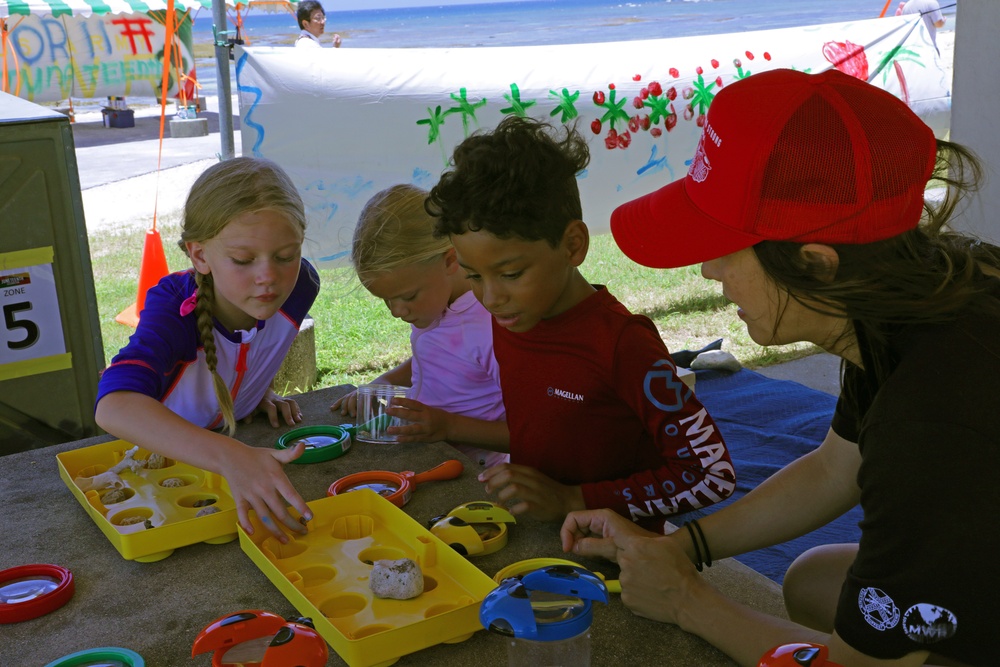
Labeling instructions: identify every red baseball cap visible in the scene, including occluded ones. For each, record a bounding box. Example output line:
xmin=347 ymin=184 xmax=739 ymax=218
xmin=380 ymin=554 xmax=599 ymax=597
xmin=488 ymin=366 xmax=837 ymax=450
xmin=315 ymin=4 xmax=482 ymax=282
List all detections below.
xmin=611 ymin=68 xmax=937 ymax=269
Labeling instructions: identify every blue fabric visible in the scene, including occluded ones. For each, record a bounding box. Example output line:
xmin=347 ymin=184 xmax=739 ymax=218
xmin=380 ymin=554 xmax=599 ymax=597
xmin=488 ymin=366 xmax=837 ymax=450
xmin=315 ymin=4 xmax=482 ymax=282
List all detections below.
xmin=687 ymin=368 xmax=863 ymax=583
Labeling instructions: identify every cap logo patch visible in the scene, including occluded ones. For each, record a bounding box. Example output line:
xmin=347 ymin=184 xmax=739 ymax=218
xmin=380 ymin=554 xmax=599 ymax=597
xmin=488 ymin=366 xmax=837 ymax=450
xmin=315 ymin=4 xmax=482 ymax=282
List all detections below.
xmin=689 ymin=135 xmax=711 ymax=183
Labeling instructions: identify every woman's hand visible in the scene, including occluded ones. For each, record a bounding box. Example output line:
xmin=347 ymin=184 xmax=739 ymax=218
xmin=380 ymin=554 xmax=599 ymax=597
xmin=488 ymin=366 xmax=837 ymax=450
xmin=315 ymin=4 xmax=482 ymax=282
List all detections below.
xmin=252 ymin=389 xmax=303 ymax=427
xmin=562 ymin=508 xmax=702 ymax=625
xmin=221 ymin=440 xmax=312 ymax=543
xmin=330 ymin=389 xmax=358 ymax=418
xmin=479 ymin=463 xmax=585 ymax=521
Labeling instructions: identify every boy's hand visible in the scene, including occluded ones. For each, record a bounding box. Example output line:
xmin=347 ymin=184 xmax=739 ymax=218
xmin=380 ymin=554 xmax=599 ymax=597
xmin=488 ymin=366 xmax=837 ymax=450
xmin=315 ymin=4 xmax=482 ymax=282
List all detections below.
xmin=252 ymin=389 xmax=303 ymax=427
xmin=330 ymin=390 xmax=358 ymax=418
xmin=478 ymin=463 xmax=585 ymax=521
xmin=384 ymin=397 xmax=451 ymax=443
xmin=221 ymin=441 xmax=312 ymax=543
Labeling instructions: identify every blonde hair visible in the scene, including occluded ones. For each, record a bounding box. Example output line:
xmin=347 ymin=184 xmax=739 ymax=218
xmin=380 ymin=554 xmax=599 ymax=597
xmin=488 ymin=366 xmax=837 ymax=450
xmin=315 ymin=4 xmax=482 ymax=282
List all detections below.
xmin=352 ymin=184 xmax=451 ymax=286
xmin=179 ymin=157 xmax=306 ymax=436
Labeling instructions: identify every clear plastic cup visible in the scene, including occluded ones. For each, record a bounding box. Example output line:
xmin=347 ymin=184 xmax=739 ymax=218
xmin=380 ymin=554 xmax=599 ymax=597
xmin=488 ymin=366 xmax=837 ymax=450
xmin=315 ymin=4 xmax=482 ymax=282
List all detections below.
xmin=506 ymin=629 xmax=591 ymax=667
xmin=355 ymin=384 xmax=410 ymax=443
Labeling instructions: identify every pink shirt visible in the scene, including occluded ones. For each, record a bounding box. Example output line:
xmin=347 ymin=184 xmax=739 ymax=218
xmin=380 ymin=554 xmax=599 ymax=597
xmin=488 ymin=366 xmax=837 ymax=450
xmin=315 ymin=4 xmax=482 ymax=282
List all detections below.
xmin=409 ymin=290 xmax=508 ymax=468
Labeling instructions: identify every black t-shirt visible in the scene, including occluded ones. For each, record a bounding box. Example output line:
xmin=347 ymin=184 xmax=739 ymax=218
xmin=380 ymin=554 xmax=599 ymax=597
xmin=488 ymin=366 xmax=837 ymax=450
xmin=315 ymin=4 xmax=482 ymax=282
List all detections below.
xmin=830 ymin=279 xmax=1000 ymax=665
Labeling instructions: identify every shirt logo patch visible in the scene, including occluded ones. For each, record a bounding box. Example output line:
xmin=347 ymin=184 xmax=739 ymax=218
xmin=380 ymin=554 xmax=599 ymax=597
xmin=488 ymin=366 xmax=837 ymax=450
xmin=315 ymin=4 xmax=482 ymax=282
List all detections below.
xmin=903 ymin=603 xmax=957 ymax=645
xmin=547 ymin=386 xmax=584 ymax=402
xmin=858 ymin=587 xmax=900 ymax=631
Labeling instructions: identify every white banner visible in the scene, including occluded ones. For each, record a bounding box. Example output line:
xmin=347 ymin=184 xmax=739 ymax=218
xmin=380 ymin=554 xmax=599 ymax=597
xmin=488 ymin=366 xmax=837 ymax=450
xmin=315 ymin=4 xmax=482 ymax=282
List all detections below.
xmin=235 ymin=16 xmax=950 ymax=267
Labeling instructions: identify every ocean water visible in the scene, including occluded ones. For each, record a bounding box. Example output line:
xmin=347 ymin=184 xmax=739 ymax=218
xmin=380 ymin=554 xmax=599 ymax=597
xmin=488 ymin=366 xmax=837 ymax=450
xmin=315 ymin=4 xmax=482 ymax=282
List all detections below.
xmin=189 ymin=0 xmax=958 ymax=98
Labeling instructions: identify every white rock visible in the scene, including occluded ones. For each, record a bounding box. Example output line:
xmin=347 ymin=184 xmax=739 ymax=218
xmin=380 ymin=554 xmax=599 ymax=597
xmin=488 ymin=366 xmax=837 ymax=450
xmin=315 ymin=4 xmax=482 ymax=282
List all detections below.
xmin=690 ymin=349 xmax=742 ymax=372
xmin=369 ymin=558 xmax=423 ymax=600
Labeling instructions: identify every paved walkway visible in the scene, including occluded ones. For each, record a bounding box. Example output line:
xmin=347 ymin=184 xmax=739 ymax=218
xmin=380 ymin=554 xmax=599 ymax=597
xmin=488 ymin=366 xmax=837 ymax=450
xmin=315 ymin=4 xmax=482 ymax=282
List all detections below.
xmin=72 ymin=95 xmax=241 ymax=233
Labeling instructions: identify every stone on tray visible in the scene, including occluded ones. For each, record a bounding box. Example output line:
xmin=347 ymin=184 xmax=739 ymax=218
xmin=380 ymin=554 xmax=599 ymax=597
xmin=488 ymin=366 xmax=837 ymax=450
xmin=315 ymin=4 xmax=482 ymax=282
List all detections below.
xmin=369 ymin=558 xmax=423 ymax=599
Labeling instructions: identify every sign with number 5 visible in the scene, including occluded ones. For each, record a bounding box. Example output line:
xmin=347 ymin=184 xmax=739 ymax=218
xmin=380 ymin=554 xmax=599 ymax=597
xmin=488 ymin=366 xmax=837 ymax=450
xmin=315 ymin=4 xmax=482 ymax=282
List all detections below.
xmin=1 ymin=254 xmax=67 ymax=371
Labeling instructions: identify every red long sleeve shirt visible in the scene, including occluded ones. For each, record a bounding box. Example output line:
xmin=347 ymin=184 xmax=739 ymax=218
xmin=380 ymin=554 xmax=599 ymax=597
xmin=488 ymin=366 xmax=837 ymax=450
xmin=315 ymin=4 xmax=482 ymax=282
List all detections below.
xmin=493 ymin=286 xmax=735 ymax=526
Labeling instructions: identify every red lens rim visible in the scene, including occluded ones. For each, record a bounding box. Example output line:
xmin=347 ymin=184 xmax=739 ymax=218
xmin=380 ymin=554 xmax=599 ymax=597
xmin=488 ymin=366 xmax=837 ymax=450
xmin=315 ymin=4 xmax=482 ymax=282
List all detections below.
xmin=0 ymin=564 xmax=75 ymax=624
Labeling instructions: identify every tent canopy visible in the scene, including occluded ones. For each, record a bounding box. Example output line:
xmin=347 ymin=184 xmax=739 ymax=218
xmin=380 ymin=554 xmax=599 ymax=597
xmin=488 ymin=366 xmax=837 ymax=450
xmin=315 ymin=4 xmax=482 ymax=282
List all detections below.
xmin=0 ymin=0 xmax=249 ymax=19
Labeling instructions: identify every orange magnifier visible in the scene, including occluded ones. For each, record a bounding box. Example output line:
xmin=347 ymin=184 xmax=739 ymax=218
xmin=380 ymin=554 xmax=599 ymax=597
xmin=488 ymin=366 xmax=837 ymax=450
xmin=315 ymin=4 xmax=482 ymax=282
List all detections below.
xmin=326 ymin=460 xmax=464 ymax=508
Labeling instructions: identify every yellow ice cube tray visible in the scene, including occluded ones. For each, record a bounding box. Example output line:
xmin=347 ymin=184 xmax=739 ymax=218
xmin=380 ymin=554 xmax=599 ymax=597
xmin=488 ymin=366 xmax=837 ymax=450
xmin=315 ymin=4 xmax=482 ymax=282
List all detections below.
xmin=239 ymin=489 xmax=498 ymax=667
xmin=56 ymin=439 xmax=238 ymax=562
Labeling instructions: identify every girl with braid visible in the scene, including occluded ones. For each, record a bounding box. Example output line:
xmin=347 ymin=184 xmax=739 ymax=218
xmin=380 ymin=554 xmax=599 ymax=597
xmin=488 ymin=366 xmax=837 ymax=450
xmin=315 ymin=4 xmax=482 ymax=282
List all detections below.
xmin=96 ymin=157 xmax=320 ymax=542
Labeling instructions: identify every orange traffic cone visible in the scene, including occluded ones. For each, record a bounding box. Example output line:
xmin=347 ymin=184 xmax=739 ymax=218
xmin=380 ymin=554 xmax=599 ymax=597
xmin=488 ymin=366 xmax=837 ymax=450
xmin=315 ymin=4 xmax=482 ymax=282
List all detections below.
xmin=116 ymin=227 xmax=171 ymax=328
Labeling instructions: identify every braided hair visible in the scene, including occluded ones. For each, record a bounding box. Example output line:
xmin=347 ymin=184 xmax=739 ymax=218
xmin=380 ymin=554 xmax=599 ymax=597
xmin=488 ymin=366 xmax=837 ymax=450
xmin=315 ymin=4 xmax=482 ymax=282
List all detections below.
xmin=178 ymin=157 xmax=306 ymax=435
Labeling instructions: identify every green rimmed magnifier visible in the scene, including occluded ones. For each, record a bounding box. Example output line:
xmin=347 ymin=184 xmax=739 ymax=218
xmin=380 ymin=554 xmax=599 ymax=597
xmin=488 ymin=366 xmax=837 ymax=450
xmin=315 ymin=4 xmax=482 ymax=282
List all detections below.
xmin=276 ymin=425 xmax=354 ymax=464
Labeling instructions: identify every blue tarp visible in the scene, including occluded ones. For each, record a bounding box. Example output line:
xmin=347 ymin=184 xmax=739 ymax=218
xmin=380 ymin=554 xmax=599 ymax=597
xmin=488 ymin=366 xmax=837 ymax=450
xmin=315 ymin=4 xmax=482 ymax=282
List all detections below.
xmin=689 ymin=368 xmax=863 ymax=583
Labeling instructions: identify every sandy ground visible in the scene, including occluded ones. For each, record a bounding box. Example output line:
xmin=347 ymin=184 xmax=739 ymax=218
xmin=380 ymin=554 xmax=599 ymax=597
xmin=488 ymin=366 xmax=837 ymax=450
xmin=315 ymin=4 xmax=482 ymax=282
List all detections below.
xmin=74 ymin=31 xmax=954 ymax=236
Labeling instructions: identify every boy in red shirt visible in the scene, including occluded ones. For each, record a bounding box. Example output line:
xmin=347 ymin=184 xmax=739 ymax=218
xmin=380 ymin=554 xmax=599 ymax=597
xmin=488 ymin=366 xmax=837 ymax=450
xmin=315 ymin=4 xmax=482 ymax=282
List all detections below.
xmin=426 ymin=116 xmax=734 ymax=528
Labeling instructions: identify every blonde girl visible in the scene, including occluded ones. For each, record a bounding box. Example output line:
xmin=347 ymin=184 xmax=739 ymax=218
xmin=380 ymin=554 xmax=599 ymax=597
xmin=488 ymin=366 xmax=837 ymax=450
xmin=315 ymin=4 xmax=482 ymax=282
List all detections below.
xmin=331 ymin=184 xmax=508 ymax=468
xmin=96 ymin=157 xmax=320 ymax=542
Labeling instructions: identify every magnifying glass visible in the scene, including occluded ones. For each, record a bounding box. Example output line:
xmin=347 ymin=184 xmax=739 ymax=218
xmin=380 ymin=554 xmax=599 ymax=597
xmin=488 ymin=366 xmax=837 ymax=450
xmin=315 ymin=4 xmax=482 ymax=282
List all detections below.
xmin=326 ymin=460 xmax=464 ymax=508
xmin=493 ymin=558 xmax=622 ymax=594
xmin=276 ymin=425 xmax=353 ymax=464
xmin=0 ymin=564 xmax=75 ymax=624
xmin=42 ymin=647 xmax=144 ymax=667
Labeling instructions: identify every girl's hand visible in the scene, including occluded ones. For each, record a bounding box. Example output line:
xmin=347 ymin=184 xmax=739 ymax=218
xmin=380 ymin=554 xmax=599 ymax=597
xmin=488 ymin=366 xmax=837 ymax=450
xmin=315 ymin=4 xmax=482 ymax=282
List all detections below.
xmin=252 ymin=389 xmax=303 ymax=427
xmin=384 ymin=397 xmax=451 ymax=443
xmin=330 ymin=390 xmax=358 ymax=418
xmin=222 ymin=441 xmax=312 ymax=543
xmin=478 ymin=463 xmax=585 ymax=522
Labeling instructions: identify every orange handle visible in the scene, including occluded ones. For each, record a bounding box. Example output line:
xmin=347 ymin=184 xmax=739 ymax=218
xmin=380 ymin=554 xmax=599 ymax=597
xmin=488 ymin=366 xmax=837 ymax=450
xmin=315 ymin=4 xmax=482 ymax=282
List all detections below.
xmin=409 ymin=459 xmax=464 ymax=486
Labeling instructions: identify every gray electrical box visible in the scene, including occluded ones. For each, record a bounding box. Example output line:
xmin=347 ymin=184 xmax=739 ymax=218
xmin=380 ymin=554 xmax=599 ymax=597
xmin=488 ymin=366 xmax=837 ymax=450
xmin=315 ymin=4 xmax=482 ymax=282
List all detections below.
xmin=0 ymin=92 xmax=104 ymax=454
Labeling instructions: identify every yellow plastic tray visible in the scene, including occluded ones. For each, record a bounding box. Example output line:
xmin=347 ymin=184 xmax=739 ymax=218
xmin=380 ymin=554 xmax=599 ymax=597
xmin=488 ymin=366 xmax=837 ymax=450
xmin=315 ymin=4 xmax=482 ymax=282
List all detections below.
xmin=239 ymin=489 xmax=498 ymax=667
xmin=56 ymin=439 xmax=238 ymax=562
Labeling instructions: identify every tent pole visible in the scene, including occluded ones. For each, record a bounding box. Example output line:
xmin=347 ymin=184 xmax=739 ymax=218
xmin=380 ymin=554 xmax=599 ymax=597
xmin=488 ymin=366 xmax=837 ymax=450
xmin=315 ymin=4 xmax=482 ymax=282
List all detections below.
xmin=212 ymin=0 xmax=236 ymax=160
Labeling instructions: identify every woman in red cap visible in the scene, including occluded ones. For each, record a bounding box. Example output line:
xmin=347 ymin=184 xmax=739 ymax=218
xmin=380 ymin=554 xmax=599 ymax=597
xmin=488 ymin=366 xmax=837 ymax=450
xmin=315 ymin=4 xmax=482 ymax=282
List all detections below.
xmin=562 ymin=67 xmax=1000 ymax=667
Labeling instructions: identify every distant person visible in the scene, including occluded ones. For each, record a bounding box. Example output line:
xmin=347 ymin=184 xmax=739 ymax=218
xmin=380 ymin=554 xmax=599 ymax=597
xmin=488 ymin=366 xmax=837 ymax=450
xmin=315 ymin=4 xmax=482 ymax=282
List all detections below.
xmin=426 ymin=116 xmax=734 ymax=528
xmin=897 ymin=0 xmax=946 ymax=50
xmin=331 ymin=184 xmax=510 ymax=469
xmin=562 ymin=68 xmax=1000 ymax=666
xmin=95 ymin=157 xmax=320 ymax=543
xmin=296 ymin=0 xmax=342 ymax=48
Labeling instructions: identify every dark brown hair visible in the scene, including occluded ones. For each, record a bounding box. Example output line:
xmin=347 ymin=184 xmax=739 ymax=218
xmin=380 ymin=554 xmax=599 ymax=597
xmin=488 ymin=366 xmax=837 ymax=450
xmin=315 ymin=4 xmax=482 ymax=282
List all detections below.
xmin=426 ymin=116 xmax=590 ymax=247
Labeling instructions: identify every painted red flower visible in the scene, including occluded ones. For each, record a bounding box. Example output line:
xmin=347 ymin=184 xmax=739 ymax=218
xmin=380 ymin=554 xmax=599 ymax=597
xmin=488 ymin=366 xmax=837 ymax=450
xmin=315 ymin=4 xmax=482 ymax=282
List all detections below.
xmin=591 ymin=119 xmax=602 ymax=134
xmin=669 ymin=67 xmax=679 ymax=78
xmin=605 ymin=128 xmax=618 ymax=150
xmin=822 ymin=40 xmax=868 ymax=80
xmin=649 ymin=81 xmax=663 ymax=97
xmin=593 ymin=90 xmax=605 ymax=105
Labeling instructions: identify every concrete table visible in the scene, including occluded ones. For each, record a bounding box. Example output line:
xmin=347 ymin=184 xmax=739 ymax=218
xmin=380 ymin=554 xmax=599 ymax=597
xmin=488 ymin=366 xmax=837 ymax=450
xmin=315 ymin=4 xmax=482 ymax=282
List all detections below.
xmin=0 ymin=386 xmax=786 ymax=666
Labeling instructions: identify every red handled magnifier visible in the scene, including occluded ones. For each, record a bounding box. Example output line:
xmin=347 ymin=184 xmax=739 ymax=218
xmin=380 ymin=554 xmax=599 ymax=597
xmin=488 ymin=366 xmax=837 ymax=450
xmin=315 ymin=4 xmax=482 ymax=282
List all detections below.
xmin=0 ymin=564 xmax=74 ymax=624
xmin=326 ymin=460 xmax=464 ymax=508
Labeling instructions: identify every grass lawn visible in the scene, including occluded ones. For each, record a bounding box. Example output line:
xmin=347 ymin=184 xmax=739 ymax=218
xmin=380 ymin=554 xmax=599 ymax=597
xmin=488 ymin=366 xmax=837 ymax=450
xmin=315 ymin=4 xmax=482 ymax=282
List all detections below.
xmin=90 ymin=222 xmax=821 ymax=390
